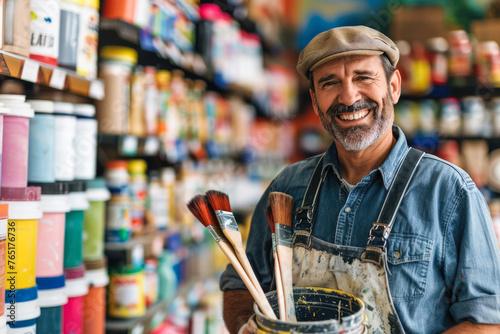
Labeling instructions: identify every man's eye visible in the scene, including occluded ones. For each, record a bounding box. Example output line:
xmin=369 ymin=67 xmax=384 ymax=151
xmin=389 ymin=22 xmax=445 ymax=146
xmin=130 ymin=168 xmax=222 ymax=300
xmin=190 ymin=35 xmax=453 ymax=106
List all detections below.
xmin=357 ymin=76 xmax=372 ymax=81
xmin=323 ymin=81 xmax=338 ymax=87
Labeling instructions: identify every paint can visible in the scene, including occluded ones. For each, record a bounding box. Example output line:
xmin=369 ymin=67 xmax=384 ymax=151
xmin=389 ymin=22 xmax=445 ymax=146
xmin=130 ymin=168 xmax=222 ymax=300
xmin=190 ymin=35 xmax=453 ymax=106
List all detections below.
xmin=73 ymin=104 xmax=97 ymax=181
xmin=64 ymin=181 xmax=89 ymax=269
xmin=82 ymin=258 xmax=108 ymax=334
xmin=27 ymin=100 xmax=56 ymax=183
xmin=63 ymin=265 xmax=88 ymax=334
xmin=254 ymin=287 xmax=366 ymax=334
xmin=108 ymin=266 xmax=145 ymax=318
xmin=36 ymin=274 xmax=68 ymax=334
xmin=83 ymin=178 xmax=110 ymax=261
xmin=30 ymin=182 xmax=70 ymax=278
xmin=54 ymin=102 xmax=77 ymax=181
xmin=1 ymin=100 xmax=34 ymax=188
xmin=4 ymin=285 xmax=41 ymax=330
xmin=1 ymin=187 xmax=42 ymax=290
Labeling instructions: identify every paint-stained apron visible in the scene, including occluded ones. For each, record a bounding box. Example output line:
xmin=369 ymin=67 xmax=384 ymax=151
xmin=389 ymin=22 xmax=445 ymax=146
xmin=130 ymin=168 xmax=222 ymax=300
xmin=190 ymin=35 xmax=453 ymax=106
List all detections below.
xmin=291 ymin=148 xmax=424 ymax=334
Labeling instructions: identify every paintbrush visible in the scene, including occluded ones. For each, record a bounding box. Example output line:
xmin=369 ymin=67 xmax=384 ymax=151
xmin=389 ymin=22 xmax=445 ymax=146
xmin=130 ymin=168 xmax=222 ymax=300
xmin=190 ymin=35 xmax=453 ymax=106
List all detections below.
xmin=266 ymin=204 xmax=286 ymax=321
xmin=206 ymin=190 xmax=276 ymax=320
xmin=187 ymin=194 xmax=276 ymax=319
xmin=269 ymin=191 xmax=297 ymax=322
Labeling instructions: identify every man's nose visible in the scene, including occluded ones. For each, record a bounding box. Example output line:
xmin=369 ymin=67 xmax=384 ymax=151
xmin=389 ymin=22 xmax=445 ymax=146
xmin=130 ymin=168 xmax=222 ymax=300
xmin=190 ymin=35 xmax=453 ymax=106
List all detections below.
xmin=337 ymin=82 xmax=361 ymax=107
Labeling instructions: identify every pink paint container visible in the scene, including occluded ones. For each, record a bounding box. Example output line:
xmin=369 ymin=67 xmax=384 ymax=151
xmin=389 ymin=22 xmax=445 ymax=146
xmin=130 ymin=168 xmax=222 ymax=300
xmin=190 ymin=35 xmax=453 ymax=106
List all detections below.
xmin=30 ymin=182 xmax=70 ymax=278
xmin=0 ymin=104 xmax=11 ymax=190
xmin=63 ymin=265 xmax=88 ymax=334
xmin=1 ymin=101 xmax=34 ymax=188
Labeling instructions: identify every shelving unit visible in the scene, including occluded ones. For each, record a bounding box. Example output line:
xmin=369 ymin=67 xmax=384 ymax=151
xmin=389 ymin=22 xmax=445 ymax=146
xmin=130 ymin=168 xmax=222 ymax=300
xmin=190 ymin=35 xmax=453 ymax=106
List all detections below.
xmin=0 ymin=50 xmax=104 ymax=100
xmin=106 ymin=299 xmax=169 ymax=333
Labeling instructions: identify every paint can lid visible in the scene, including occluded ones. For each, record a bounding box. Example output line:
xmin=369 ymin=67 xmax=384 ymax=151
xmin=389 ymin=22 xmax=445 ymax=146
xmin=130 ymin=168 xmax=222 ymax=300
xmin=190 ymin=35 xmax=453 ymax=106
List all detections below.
xmin=65 ymin=265 xmax=86 ymax=279
xmin=0 ymin=187 xmax=41 ymax=201
xmin=28 ymin=182 xmax=69 ymax=195
xmin=65 ymin=272 xmax=89 ymax=298
xmin=68 ymin=180 xmax=87 ymax=193
xmin=68 ymin=191 xmax=89 ymax=211
xmin=84 ymin=257 xmax=106 ymax=270
xmin=73 ymin=104 xmax=95 ymax=117
xmin=53 ymin=102 xmax=74 ymax=115
xmin=0 ymin=94 xmax=25 ymax=102
xmin=26 ymin=100 xmax=55 ymax=113
xmin=110 ymin=265 xmax=143 ymax=275
xmin=86 ymin=178 xmax=111 ymax=201
xmin=5 ymin=285 xmax=38 ymax=304
xmin=37 ymin=275 xmax=65 ymax=290
xmin=1 ymin=101 xmax=34 ymax=118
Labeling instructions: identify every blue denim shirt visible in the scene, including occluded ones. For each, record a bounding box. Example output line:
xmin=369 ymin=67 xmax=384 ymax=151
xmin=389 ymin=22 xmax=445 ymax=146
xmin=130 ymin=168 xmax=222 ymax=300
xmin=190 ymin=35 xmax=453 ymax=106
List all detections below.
xmin=220 ymin=126 xmax=500 ymax=333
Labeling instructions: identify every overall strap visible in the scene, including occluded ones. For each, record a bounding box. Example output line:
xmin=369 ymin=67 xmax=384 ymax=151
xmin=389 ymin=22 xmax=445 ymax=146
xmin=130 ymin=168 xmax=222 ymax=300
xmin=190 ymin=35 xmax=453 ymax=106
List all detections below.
xmin=361 ymin=147 xmax=425 ymax=267
xmin=294 ymin=154 xmax=326 ymax=248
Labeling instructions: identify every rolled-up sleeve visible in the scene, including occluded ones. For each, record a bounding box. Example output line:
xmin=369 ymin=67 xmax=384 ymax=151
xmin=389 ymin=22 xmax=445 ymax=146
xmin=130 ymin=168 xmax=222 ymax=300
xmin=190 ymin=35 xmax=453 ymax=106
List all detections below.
xmin=220 ymin=182 xmax=275 ymax=292
xmin=446 ymin=184 xmax=500 ymax=324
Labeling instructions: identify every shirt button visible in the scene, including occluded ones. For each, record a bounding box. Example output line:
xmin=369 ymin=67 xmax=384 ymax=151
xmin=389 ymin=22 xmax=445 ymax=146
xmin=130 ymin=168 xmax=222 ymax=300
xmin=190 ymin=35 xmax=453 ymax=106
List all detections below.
xmin=394 ymin=251 xmax=401 ymax=259
xmin=345 ymin=207 xmax=351 ymax=212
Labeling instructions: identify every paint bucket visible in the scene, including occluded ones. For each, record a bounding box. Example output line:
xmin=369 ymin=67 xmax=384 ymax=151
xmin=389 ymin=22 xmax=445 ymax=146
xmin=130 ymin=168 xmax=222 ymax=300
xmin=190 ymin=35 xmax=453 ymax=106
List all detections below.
xmin=63 ymin=266 xmax=88 ymax=334
xmin=83 ymin=258 xmax=108 ymax=334
xmin=30 ymin=182 xmax=70 ymax=278
xmin=1 ymin=187 xmax=42 ymax=289
xmin=1 ymin=101 xmax=34 ymax=188
xmin=36 ymin=275 xmax=68 ymax=334
xmin=54 ymin=102 xmax=77 ymax=181
xmin=4 ymin=285 xmax=41 ymax=327
xmin=254 ymin=287 xmax=365 ymax=334
xmin=73 ymin=104 xmax=97 ymax=181
xmin=0 ymin=314 xmax=5 ymax=334
xmin=65 ymin=181 xmax=89 ymax=269
xmin=83 ymin=178 xmax=110 ymax=261
xmin=108 ymin=266 xmax=145 ymax=318
xmin=27 ymin=100 xmax=56 ymax=183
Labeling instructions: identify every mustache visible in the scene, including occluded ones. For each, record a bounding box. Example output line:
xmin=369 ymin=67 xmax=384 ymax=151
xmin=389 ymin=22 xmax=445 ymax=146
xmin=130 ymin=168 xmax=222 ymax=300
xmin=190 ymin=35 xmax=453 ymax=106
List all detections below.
xmin=326 ymin=99 xmax=379 ymax=115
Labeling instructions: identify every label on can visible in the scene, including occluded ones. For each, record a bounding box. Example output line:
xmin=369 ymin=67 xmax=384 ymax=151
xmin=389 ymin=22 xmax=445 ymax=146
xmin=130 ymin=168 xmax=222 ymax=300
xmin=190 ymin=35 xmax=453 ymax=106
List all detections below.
xmin=30 ymin=0 xmax=61 ymax=63
xmin=109 ymin=271 xmax=145 ymax=318
xmin=106 ymin=199 xmax=131 ymax=242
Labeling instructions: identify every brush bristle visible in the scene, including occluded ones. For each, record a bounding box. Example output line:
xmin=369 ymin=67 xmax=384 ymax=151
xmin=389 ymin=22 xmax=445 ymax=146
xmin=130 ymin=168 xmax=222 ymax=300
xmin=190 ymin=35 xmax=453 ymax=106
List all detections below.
xmin=269 ymin=192 xmax=294 ymax=227
xmin=206 ymin=190 xmax=232 ymax=212
xmin=266 ymin=204 xmax=275 ymax=233
xmin=186 ymin=194 xmax=219 ymax=228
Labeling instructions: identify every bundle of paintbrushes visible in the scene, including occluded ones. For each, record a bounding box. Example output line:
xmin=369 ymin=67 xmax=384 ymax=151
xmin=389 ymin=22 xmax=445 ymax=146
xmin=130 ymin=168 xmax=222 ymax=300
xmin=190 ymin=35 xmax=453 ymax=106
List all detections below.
xmin=187 ymin=192 xmax=276 ymax=319
xmin=269 ymin=191 xmax=297 ymax=322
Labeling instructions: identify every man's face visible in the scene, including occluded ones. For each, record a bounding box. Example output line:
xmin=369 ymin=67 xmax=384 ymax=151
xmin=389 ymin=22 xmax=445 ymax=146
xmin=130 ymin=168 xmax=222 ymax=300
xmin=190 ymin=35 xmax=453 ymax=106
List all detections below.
xmin=310 ymin=55 xmax=401 ymax=152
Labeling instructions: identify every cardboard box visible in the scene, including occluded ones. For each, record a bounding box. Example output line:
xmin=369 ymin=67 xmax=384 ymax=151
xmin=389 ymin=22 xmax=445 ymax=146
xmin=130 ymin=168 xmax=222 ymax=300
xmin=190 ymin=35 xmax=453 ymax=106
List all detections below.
xmin=389 ymin=6 xmax=448 ymax=43
xmin=1 ymin=0 xmax=30 ymax=57
xmin=471 ymin=19 xmax=500 ymax=45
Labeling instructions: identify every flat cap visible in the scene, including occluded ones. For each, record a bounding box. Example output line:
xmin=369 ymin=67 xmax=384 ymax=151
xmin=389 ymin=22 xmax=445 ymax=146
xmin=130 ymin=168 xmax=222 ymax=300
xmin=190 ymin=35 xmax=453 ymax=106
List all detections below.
xmin=297 ymin=25 xmax=399 ymax=79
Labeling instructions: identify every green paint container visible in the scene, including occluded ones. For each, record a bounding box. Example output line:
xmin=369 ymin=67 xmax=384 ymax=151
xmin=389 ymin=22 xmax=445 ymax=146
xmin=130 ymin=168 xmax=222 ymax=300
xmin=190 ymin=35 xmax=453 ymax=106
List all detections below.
xmin=83 ymin=178 xmax=110 ymax=261
xmin=65 ymin=181 xmax=89 ymax=268
xmin=254 ymin=287 xmax=365 ymax=334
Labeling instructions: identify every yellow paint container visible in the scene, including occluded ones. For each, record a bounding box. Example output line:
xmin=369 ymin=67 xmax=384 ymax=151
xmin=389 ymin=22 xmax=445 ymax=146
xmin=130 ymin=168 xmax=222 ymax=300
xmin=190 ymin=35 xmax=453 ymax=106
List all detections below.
xmin=108 ymin=266 xmax=145 ymax=318
xmin=1 ymin=187 xmax=43 ymax=290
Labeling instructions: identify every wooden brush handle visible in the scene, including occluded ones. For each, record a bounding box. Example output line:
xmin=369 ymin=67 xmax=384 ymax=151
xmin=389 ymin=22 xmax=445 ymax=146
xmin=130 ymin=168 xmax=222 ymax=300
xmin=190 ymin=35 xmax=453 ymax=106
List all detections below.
xmin=223 ymin=229 xmax=275 ymax=318
xmin=273 ymin=251 xmax=286 ymax=321
xmin=277 ymin=244 xmax=297 ymax=322
xmin=217 ymin=240 xmax=277 ymax=319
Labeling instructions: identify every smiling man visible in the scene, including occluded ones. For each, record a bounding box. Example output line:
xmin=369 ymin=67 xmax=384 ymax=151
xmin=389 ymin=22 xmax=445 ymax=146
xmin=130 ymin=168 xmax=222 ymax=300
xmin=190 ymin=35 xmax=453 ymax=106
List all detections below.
xmin=220 ymin=26 xmax=500 ymax=334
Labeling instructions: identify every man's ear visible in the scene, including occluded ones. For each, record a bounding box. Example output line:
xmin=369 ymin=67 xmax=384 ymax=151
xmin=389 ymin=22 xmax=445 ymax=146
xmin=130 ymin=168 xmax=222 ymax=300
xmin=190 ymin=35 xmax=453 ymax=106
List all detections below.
xmin=390 ymin=69 xmax=402 ymax=104
xmin=310 ymin=89 xmax=319 ymax=116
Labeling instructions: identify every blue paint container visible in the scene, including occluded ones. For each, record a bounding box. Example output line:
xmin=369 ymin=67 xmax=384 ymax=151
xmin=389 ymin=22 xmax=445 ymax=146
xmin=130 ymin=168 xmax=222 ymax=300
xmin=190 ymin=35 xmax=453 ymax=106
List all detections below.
xmin=4 ymin=285 xmax=40 ymax=332
xmin=36 ymin=275 xmax=67 ymax=334
xmin=27 ymin=100 xmax=56 ymax=183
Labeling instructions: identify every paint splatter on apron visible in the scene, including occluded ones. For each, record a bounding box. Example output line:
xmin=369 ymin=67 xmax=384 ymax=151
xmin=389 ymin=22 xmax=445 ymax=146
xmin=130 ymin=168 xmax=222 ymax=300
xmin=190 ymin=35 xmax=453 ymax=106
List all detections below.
xmin=292 ymin=148 xmax=424 ymax=334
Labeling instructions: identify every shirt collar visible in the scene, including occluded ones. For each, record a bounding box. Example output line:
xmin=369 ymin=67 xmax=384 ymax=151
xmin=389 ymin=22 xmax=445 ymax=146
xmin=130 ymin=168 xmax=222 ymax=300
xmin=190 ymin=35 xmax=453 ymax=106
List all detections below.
xmin=321 ymin=125 xmax=410 ymax=190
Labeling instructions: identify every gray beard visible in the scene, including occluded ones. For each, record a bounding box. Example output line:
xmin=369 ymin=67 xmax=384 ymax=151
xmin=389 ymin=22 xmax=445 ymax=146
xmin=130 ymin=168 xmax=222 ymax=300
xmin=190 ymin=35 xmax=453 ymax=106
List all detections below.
xmin=316 ymin=95 xmax=394 ymax=152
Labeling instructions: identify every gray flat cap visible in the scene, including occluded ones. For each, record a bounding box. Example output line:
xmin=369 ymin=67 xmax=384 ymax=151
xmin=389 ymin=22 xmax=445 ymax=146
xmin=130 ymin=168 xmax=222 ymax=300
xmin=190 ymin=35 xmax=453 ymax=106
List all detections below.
xmin=297 ymin=25 xmax=399 ymax=79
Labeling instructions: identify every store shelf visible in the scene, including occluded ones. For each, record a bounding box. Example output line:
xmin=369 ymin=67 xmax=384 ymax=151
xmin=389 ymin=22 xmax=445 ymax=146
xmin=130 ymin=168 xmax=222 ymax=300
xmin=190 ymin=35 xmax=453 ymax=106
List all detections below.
xmin=401 ymin=84 xmax=500 ymax=101
xmin=0 ymin=50 xmax=104 ymax=100
xmin=106 ymin=299 xmax=169 ymax=333
xmin=105 ymin=228 xmax=168 ymax=251
xmin=98 ymin=134 xmax=161 ymax=157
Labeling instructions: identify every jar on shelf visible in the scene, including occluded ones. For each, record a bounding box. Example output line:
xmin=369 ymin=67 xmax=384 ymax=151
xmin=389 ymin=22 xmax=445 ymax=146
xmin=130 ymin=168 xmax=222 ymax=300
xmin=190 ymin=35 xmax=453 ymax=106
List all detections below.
xmin=439 ymin=97 xmax=462 ymax=136
xmin=105 ymin=160 xmax=129 ymax=196
xmin=128 ymin=159 xmax=147 ymax=233
xmin=476 ymin=41 xmax=500 ymax=87
xmin=461 ymin=96 xmax=486 ymax=136
xmin=76 ymin=0 xmax=100 ymax=79
xmin=425 ymin=37 xmax=448 ymax=86
xmin=108 ymin=266 xmax=146 ymax=318
xmin=447 ymin=30 xmax=473 ymax=85
xmin=96 ymin=46 xmax=137 ymax=134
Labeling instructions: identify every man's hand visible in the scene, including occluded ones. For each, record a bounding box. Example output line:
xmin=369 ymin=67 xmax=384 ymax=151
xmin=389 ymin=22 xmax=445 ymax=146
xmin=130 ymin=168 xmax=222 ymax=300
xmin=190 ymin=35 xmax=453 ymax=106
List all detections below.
xmin=442 ymin=321 xmax=500 ymax=333
xmin=223 ymin=289 xmax=256 ymax=334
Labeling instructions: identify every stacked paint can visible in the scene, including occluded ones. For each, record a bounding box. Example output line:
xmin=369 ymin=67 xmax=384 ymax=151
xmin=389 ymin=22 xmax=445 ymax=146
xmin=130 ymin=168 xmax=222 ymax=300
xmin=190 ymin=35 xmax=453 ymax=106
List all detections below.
xmin=83 ymin=258 xmax=108 ymax=334
xmin=1 ymin=187 xmax=43 ymax=333
xmin=63 ymin=265 xmax=88 ymax=333
xmin=108 ymin=266 xmax=145 ymax=318
xmin=28 ymin=182 xmax=70 ymax=334
xmin=65 ymin=181 xmax=89 ymax=269
xmin=53 ymin=102 xmax=77 ymax=182
xmin=73 ymin=105 xmax=98 ymax=181
xmin=83 ymin=178 xmax=110 ymax=261
xmin=105 ymin=161 xmax=132 ymax=243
